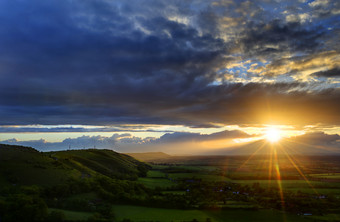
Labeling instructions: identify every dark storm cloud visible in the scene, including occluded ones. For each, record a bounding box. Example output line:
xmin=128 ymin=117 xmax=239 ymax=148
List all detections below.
xmin=0 ymin=0 xmax=339 ymax=129
xmin=0 ymin=126 xmax=174 ymax=133
xmin=0 ymin=0 xmax=228 ymax=127
xmin=239 ymin=20 xmax=325 ymax=59
xmin=312 ymin=68 xmax=340 ymax=77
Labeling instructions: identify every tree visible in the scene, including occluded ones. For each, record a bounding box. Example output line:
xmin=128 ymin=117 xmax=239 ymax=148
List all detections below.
xmin=5 ymin=194 xmax=48 ymax=221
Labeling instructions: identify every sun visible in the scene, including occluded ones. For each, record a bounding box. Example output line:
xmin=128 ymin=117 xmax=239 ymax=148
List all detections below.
xmin=265 ymin=127 xmax=281 ymax=143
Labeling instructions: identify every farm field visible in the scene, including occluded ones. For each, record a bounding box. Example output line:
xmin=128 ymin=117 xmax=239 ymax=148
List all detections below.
xmin=131 ymin=154 xmax=340 ymax=221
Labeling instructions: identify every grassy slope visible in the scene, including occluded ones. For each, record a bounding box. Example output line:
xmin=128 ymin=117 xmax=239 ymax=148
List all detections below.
xmin=0 ymin=144 xmax=149 ymax=187
xmin=126 ymin=152 xmax=172 ymax=162
xmin=0 ymin=144 xmax=80 ymax=186
xmin=50 ymin=149 xmax=150 ymax=179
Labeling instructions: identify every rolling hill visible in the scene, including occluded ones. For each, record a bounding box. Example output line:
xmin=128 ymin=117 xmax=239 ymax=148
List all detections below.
xmin=125 ymin=152 xmax=172 ymax=162
xmin=0 ymin=144 xmax=150 ymax=187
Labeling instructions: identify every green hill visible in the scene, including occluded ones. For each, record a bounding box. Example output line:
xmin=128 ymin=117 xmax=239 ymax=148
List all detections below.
xmin=0 ymin=144 xmax=151 ymax=221
xmin=126 ymin=152 xmax=172 ymax=162
xmin=50 ymin=149 xmax=150 ymax=180
xmin=0 ymin=144 xmax=149 ymax=187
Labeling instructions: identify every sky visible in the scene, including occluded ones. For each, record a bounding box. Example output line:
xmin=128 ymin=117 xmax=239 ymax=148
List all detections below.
xmin=0 ymin=0 xmax=340 ymax=154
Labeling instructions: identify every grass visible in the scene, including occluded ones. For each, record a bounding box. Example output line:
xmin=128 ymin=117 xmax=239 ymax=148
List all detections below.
xmin=232 ymin=179 xmax=334 ymax=188
xmin=287 ymin=187 xmax=340 ymax=195
xmin=138 ymin=177 xmax=176 ymax=189
xmin=0 ymin=145 xmax=149 ymax=187
xmin=150 ymin=165 xmax=171 ymax=170
xmin=169 ymin=166 xmax=220 ymax=171
xmin=51 ymin=149 xmax=149 ymax=179
xmin=0 ymin=145 xmax=81 ymax=186
xmin=168 ymin=173 xmax=230 ymax=182
xmin=310 ymin=173 xmax=340 ymax=179
xmin=112 ymin=205 xmax=309 ymax=222
xmin=48 ymin=208 xmax=93 ymax=221
xmin=162 ymin=191 xmax=186 ymax=195
xmin=306 ymin=213 xmax=340 ymax=221
xmin=147 ymin=170 xmax=167 ymax=178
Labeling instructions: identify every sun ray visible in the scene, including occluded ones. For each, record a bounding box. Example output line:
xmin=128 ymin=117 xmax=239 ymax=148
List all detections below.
xmin=236 ymin=140 xmax=268 ymax=172
xmin=273 ymin=145 xmax=285 ymax=212
xmin=268 ymin=144 xmax=273 ymax=187
xmin=278 ymin=143 xmax=320 ymax=195
xmin=285 ymin=138 xmax=338 ymax=153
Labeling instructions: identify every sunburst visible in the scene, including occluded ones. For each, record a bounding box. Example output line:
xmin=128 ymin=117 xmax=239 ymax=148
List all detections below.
xmin=265 ymin=127 xmax=281 ymax=143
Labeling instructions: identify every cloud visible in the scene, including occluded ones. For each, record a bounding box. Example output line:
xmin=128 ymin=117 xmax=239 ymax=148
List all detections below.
xmin=290 ymin=131 xmax=340 ymax=146
xmin=309 ymin=0 xmax=330 ymax=8
xmin=1 ymin=134 xmax=139 ymax=151
xmin=239 ymin=19 xmax=326 ymax=60
xmin=0 ymin=129 xmax=252 ymax=152
xmin=312 ymin=67 xmax=340 ymax=77
xmin=257 ymin=51 xmax=340 ymax=79
xmin=3 ymin=130 xmax=339 ymax=154
xmin=0 ymin=0 xmax=339 ymax=129
xmin=0 ymin=125 xmax=174 ymax=133
xmin=153 ymin=130 xmax=251 ymax=143
xmin=1 ymin=82 xmax=340 ymax=127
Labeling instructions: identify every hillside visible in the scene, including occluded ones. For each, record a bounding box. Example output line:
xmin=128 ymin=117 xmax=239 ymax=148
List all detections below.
xmin=0 ymin=144 xmax=150 ymax=187
xmin=50 ymin=149 xmax=150 ymax=179
xmin=126 ymin=152 xmax=172 ymax=162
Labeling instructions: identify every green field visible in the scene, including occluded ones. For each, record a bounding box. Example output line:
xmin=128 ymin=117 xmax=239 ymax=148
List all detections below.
xmin=113 ymin=205 xmax=309 ymax=222
xmin=168 ymin=173 xmax=230 ymax=182
xmin=48 ymin=208 xmax=93 ymax=221
xmin=310 ymin=173 xmax=340 ymax=179
xmin=138 ymin=177 xmax=176 ymax=188
xmin=233 ymin=179 xmax=340 ymax=191
xmin=147 ymin=170 xmax=167 ymax=178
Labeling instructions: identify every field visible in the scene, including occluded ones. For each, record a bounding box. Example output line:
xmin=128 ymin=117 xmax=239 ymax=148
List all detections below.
xmin=138 ymin=177 xmax=176 ymax=189
xmin=48 ymin=208 xmax=93 ymax=221
xmin=133 ymin=154 xmax=340 ymax=221
xmin=113 ymin=205 xmax=310 ymax=222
